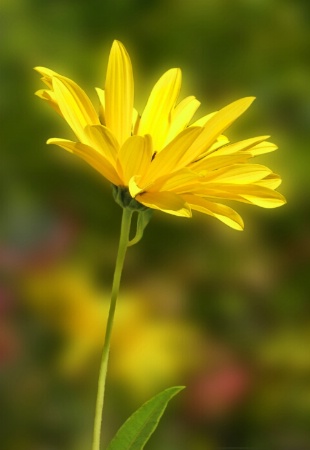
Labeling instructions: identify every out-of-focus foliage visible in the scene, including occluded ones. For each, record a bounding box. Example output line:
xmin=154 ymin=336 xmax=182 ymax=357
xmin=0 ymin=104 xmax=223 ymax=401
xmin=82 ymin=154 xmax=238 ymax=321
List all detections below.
xmin=1 ymin=0 xmax=309 ymax=449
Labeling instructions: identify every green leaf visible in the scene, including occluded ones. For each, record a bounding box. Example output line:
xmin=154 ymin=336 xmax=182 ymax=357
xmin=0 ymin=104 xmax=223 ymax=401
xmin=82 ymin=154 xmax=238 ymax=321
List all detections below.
xmin=106 ymin=386 xmax=185 ymax=450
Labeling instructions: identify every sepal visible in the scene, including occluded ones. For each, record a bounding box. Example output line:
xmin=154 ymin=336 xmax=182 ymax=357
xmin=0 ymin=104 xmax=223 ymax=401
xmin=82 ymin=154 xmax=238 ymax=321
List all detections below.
xmin=128 ymin=209 xmax=153 ymax=247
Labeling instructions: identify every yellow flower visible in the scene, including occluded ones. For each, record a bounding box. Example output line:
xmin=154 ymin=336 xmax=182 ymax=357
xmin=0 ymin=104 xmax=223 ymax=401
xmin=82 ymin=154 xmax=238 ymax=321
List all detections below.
xmin=25 ymin=265 xmax=202 ymax=395
xmin=35 ymin=40 xmax=285 ymax=230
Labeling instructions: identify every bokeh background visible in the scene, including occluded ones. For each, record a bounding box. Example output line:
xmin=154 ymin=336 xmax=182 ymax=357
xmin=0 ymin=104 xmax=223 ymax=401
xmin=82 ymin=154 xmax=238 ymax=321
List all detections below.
xmin=1 ymin=0 xmax=310 ymax=449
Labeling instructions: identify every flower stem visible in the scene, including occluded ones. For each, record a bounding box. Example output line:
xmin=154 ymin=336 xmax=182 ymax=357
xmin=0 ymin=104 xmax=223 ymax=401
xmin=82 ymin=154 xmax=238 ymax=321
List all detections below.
xmin=92 ymin=208 xmax=133 ymax=450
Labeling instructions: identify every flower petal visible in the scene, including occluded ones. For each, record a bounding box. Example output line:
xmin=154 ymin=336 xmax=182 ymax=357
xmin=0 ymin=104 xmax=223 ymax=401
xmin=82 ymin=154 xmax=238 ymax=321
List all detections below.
xmin=105 ymin=40 xmax=134 ymax=146
xmin=166 ymin=96 xmax=201 ymax=143
xmin=146 ymin=168 xmax=200 ymax=193
xmin=237 ymin=186 xmax=287 ymax=207
xmin=138 ymin=68 xmax=182 ymax=151
xmin=34 ymin=66 xmax=60 ymax=88
xmin=47 ymin=138 xmax=122 ymax=185
xmin=141 ymin=127 xmax=203 ymax=184
xmin=128 ymin=176 xmax=144 ymax=197
xmin=206 ymin=134 xmax=230 ymax=154
xmin=136 ymin=191 xmax=192 ymax=217
xmin=95 ymin=87 xmax=105 ymax=124
xmin=116 ymin=135 xmax=152 ymax=185
xmin=35 ymin=89 xmax=62 ymax=116
xmin=254 ymin=174 xmax=282 ymax=189
xmin=132 ymin=108 xmax=140 ymax=134
xmin=205 ymin=136 xmax=270 ymax=158
xmin=84 ymin=124 xmax=119 ymax=164
xmin=182 ymin=194 xmax=244 ymax=230
xmin=52 ymin=77 xmax=99 ymax=142
xmin=187 ymin=97 xmax=256 ymax=162
xmin=190 ymin=153 xmax=251 ymax=172
xmin=249 ymin=141 xmax=278 ymax=156
xmin=202 ymin=164 xmax=272 ymax=184
xmin=190 ymin=111 xmax=217 ymax=127
xmin=199 ymin=184 xmax=286 ymax=208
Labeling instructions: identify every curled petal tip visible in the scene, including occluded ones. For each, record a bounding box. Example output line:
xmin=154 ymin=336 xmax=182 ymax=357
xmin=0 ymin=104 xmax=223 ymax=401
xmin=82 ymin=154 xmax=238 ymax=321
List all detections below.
xmin=112 ymin=39 xmax=126 ymax=50
xmin=46 ymin=138 xmax=56 ymax=145
xmin=34 ymin=66 xmax=49 ymax=74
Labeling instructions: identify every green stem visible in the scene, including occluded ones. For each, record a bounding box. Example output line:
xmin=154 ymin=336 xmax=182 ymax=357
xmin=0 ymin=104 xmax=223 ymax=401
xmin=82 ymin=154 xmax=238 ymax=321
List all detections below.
xmin=92 ymin=208 xmax=133 ymax=450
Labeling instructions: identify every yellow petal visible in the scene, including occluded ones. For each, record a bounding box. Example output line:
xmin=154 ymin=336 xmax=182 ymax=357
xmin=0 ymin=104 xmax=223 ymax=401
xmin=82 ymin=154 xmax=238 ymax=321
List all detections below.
xmin=240 ymin=186 xmax=287 ymax=208
xmin=166 ymin=96 xmax=201 ymax=143
xmin=136 ymin=191 xmax=192 ymax=217
xmin=190 ymin=111 xmax=217 ymax=127
xmin=198 ymin=184 xmax=286 ymax=208
xmin=116 ymin=135 xmax=153 ymax=185
xmin=105 ymin=40 xmax=134 ymax=146
xmin=128 ymin=176 xmax=144 ymax=197
xmin=249 ymin=141 xmax=278 ymax=156
xmin=187 ymin=97 xmax=256 ymax=162
xmin=182 ymin=194 xmax=244 ymax=230
xmin=190 ymin=154 xmax=251 ymax=172
xmin=132 ymin=108 xmax=140 ymax=134
xmin=138 ymin=68 xmax=182 ymax=151
xmin=95 ymin=88 xmax=105 ymax=124
xmin=160 ymin=163 xmax=273 ymax=196
xmin=47 ymin=138 xmax=121 ymax=185
xmin=206 ymin=134 xmax=230 ymax=154
xmin=202 ymin=164 xmax=272 ymax=184
xmin=205 ymin=136 xmax=270 ymax=158
xmin=146 ymin=168 xmax=200 ymax=193
xmin=34 ymin=66 xmax=60 ymax=88
xmin=52 ymin=77 xmax=99 ymax=142
xmin=35 ymin=89 xmax=62 ymax=116
xmin=141 ymin=127 xmax=203 ymax=184
xmin=254 ymin=174 xmax=282 ymax=189
xmin=84 ymin=124 xmax=119 ymax=164
xmin=191 ymin=136 xmax=270 ymax=172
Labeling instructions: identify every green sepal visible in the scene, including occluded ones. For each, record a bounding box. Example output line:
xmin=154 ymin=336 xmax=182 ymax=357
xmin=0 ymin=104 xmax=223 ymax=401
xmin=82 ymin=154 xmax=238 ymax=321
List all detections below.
xmin=106 ymin=386 xmax=185 ymax=450
xmin=112 ymin=185 xmax=148 ymax=212
xmin=128 ymin=209 xmax=153 ymax=247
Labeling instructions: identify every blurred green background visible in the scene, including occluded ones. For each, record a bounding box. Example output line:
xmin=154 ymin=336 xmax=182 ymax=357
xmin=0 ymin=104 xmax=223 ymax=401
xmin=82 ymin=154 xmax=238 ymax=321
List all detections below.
xmin=1 ymin=0 xmax=310 ymax=449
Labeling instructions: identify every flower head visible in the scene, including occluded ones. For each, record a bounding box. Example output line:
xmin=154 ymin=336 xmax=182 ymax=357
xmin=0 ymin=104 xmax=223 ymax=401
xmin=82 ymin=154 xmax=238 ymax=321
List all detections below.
xmin=35 ymin=40 xmax=285 ymax=230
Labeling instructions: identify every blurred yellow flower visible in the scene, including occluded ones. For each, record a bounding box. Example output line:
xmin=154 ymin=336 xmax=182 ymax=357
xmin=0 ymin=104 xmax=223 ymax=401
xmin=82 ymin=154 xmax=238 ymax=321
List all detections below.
xmin=110 ymin=310 xmax=202 ymax=400
xmin=25 ymin=266 xmax=202 ymax=398
xmin=25 ymin=266 xmax=108 ymax=374
xmin=35 ymin=40 xmax=285 ymax=230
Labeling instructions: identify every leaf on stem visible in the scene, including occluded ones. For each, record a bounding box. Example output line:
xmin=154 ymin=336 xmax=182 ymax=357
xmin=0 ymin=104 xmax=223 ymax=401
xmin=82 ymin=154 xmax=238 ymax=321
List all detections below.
xmin=106 ymin=385 xmax=185 ymax=450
